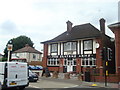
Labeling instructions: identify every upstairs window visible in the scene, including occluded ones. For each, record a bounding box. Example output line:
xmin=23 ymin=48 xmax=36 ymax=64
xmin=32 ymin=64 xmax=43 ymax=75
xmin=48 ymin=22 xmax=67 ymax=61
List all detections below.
xmin=51 ymin=44 xmax=58 ymax=53
xmin=33 ymin=54 xmax=36 ymax=59
xmin=83 ymin=40 xmax=93 ymax=51
xmin=64 ymin=42 xmax=77 ymax=51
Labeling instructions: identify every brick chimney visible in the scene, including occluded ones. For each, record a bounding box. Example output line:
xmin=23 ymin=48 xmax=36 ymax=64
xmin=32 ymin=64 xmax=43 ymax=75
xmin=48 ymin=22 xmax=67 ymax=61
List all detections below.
xmin=25 ymin=44 xmax=29 ymax=47
xmin=66 ymin=20 xmax=73 ymax=32
xmin=99 ymin=18 xmax=106 ymax=34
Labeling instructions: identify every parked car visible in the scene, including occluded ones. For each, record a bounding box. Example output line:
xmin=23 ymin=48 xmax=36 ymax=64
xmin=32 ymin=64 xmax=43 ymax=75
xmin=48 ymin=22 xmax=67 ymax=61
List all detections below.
xmin=29 ymin=70 xmax=39 ymax=82
xmin=28 ymin=65 xmax=43 ymax=70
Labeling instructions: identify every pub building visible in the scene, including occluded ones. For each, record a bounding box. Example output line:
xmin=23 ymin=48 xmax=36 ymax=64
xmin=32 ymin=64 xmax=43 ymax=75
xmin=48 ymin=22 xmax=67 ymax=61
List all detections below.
xmin=41 ymin=18 xmax=115 ymax=82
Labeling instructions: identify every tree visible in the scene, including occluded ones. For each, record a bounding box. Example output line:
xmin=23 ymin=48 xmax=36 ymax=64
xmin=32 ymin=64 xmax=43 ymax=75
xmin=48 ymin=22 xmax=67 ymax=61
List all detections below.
xmin=4 ymin=35 xmax=34 ymax=58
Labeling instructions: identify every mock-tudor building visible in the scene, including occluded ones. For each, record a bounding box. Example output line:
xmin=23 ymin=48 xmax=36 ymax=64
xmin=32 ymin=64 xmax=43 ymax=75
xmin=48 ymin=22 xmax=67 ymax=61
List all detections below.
xmin=42 ymin=19 xmax=115 ymax=82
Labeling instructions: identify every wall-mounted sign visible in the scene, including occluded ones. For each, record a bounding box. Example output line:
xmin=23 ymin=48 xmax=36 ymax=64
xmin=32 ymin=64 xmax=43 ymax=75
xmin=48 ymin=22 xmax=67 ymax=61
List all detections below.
xmin=48 ymin=54 xmax=96 ymax=59
xmin=96 ymin=43 xmax=100 ymax=49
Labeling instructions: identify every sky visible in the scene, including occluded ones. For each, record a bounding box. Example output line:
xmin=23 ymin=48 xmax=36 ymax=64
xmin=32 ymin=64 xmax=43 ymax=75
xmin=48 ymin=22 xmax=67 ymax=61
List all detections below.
xmin=0 ymin=0 xmax=119 ymax=54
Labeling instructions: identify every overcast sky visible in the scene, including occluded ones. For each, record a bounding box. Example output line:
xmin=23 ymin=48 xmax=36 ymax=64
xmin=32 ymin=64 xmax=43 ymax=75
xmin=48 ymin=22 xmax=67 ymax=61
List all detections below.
xmin=0 ymin=0 xmax=119 ymax=54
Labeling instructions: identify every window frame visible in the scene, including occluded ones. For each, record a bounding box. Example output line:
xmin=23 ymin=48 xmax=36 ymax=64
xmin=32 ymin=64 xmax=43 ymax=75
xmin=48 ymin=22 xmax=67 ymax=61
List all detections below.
xmin=63 ymin=41 xmax=77 ymax=52
xmin=83 ymin=39 xmax=93 ymax=54
xmin=50 ymin=43 xmax=58 ymax=53
xmin=47 ymin=58 xmax=59 ymax=66
xmin=81 ymin=57 xmax=96 ymax=67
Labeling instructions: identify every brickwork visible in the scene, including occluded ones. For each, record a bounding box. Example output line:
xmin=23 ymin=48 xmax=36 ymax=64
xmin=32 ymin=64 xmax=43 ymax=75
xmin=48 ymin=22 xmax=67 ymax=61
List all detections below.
xmin=95 ymin=38 xmax=103 ymax=67
xmin=91 ymin=74 xmax=119 ymax=83
xmin=28 ymin=61 xmax=43 ymax=66
xmin=42 ymin=44 xmax=48 ymax=67
xmin=76 ymin=58 xmax=81 ymax=73
xmin=114 ymin=29 xmax=120 ymax=74
xmin=59 ymin=59 xmax=64 ymax=73
xmin=48 ymin=67 xmax=59 ymax=72
xmin=108 ymin=23 xmax=120 ymax=76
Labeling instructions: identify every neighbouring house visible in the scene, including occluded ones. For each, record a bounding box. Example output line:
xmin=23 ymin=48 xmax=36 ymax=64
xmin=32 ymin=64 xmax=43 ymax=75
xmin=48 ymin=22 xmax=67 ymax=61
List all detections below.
xmin=11 ymin=44 xmax=42 ymax=66
xmin=108 ymin=22 xmax=120 ymax=81
xmin=41 ymin=18 xmax=116 ymax=82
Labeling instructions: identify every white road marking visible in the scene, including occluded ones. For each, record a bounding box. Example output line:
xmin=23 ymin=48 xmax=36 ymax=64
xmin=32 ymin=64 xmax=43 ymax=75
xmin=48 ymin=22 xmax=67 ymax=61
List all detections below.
xmin=64 ymin=85 xmax=79 ymax=88
xmin=29 ymin=85 xmax=40 ymax=88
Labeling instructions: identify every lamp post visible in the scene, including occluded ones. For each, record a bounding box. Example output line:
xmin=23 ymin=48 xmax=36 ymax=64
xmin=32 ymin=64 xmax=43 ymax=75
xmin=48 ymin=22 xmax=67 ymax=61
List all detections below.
xmin=7 ymin=41 xmax=13 ymax=62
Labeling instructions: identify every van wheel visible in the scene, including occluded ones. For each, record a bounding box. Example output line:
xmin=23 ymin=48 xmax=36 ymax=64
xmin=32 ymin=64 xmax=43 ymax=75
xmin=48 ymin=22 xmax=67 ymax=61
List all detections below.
xmin=18 ymin=86 xmax=25 ymax=90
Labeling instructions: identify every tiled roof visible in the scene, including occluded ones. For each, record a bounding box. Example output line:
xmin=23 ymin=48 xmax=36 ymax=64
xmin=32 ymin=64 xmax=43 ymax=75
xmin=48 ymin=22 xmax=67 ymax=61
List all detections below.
xmin=41 ymin=23 xmax=102 ymax=43
xmin=13 ymin=44 xmax=42 ymax=54
xmin=108 ymin=22 xmax=120 ymax=28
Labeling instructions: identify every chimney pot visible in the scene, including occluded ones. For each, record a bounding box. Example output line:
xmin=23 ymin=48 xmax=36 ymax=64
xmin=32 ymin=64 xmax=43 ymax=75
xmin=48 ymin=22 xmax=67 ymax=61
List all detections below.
xmin=99 ymin=18 xmax=106 ymax=34
xmin=25 ymin=44 xmax=29 ymax=47
xmin=66 ymin=20 xmax=73 ymax=32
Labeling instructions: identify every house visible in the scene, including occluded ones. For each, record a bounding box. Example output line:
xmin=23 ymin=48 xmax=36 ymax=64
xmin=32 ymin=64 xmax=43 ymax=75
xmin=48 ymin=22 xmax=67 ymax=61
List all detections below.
xmin=12 ymin=44 xmax=42 ymax=65
xmin=41 ymin=18 xmax=115 ymax=82
xmin=42 ymin=19 xmax=115 ymax=72
xmin=108 ymin=22 xmax=120 ymax=76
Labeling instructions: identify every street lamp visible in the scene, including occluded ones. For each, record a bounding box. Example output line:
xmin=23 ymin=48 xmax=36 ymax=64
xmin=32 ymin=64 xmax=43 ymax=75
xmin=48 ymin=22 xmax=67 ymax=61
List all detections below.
xmin=7 ymin=40 xmax=13 ymax=62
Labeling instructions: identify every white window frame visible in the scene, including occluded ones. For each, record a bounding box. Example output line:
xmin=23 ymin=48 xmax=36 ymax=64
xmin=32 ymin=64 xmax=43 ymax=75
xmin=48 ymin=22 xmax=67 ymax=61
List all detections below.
xmin=63 ymin=58 xmax=76 ymax=66
xmin=64 ymin=42 xmax=77 ymax=52
xmin=51 ymin=44 xmax=58 ymax=53
xmin=81 ymin=57 xmax=96 ymax=67
xmin=47 ymin=58 xmax=59 ymax=66
xmin=83 ymin=40 xmax=93 ymax=51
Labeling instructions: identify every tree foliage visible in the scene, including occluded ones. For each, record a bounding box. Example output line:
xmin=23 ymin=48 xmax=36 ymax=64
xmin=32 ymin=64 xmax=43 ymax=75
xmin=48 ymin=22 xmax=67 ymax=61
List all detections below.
xmin=4 ymin=35 xmax=34 ymax=58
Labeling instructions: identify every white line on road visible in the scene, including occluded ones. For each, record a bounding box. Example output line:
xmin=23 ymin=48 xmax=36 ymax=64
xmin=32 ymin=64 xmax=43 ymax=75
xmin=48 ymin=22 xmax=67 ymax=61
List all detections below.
xmin=64 ymin=85 xmax=79 ymax=88
xmin=29 ymin=85 xmax=40 ymax=88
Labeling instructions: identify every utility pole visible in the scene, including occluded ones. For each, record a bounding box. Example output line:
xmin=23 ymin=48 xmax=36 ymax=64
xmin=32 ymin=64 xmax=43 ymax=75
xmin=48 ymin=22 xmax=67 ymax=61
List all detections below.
xmin=7 ymin=41 xmax=13 ymax=62
xmin=102 ymin=47 xmax=108 ymax=87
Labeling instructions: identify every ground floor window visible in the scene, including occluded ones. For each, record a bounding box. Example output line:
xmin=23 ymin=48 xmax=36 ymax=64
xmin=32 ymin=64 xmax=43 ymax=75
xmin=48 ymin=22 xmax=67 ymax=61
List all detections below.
xmin=64 ymin=58 xmax=76 ymax=66
xmin=47 ymin=58 xmax=59 ymax=66
xmin=81 ymin=57 xmax=96 ymax=67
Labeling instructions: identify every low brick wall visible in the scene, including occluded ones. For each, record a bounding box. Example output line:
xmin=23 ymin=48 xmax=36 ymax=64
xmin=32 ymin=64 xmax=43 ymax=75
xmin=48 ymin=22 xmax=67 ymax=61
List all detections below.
xmin=64 ymin=73 xmax=70 ymax=79
xmin=47 ymin=66 xmax=59 ymax=72
xmin=91 ymin=74 xmax=119 ymax=83
xmin=28 ymin=61 xmax=43 ymax=66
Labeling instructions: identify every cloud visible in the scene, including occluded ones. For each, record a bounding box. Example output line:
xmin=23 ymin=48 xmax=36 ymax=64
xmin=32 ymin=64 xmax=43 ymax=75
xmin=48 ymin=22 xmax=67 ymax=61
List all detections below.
xmin=0 ymin=0 xmax=119 ymax=54
xmin=1 ymin=20 xmax=16 ymax=31
xmin=0 ymin=20 xmax=18 ymax=34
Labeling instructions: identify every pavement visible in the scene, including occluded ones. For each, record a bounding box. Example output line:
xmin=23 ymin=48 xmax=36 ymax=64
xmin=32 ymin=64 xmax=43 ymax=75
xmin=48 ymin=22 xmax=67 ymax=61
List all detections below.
xmin=40 ymin=73 xmax=119 ymax=89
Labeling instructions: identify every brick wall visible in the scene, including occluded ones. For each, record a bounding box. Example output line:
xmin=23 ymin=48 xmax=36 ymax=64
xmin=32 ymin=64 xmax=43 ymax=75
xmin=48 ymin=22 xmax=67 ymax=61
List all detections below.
xmin=28 ymin=61 xmax=43 ymax=66
xmin=42 ymin=44 xmax=48 ymax=67
xmin=91 ymin=74 xmax=119 ymax=83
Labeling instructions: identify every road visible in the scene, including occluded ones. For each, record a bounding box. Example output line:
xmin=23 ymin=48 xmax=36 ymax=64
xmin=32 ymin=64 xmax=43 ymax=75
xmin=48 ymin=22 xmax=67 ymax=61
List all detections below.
xmin=28 ymin=79 xmax=79 ymax=88
xmin=24 ymin=77 xmax=119 ymax=90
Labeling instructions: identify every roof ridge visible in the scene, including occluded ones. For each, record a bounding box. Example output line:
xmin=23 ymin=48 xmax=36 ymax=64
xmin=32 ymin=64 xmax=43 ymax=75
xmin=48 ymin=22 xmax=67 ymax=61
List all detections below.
xmin=13 ymin=45 xmax=42 ymax=54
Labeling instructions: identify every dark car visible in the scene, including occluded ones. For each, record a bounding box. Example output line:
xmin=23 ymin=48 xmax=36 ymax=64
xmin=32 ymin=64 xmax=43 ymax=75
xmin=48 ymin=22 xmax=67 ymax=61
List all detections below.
xmin=29 ymin=70 xmax=39 ymax=82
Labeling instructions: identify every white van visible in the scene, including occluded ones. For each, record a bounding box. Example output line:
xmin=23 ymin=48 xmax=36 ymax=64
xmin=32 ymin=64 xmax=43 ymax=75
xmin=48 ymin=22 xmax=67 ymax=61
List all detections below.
xmin=0 ymin=62 xmax=29 ymax=90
